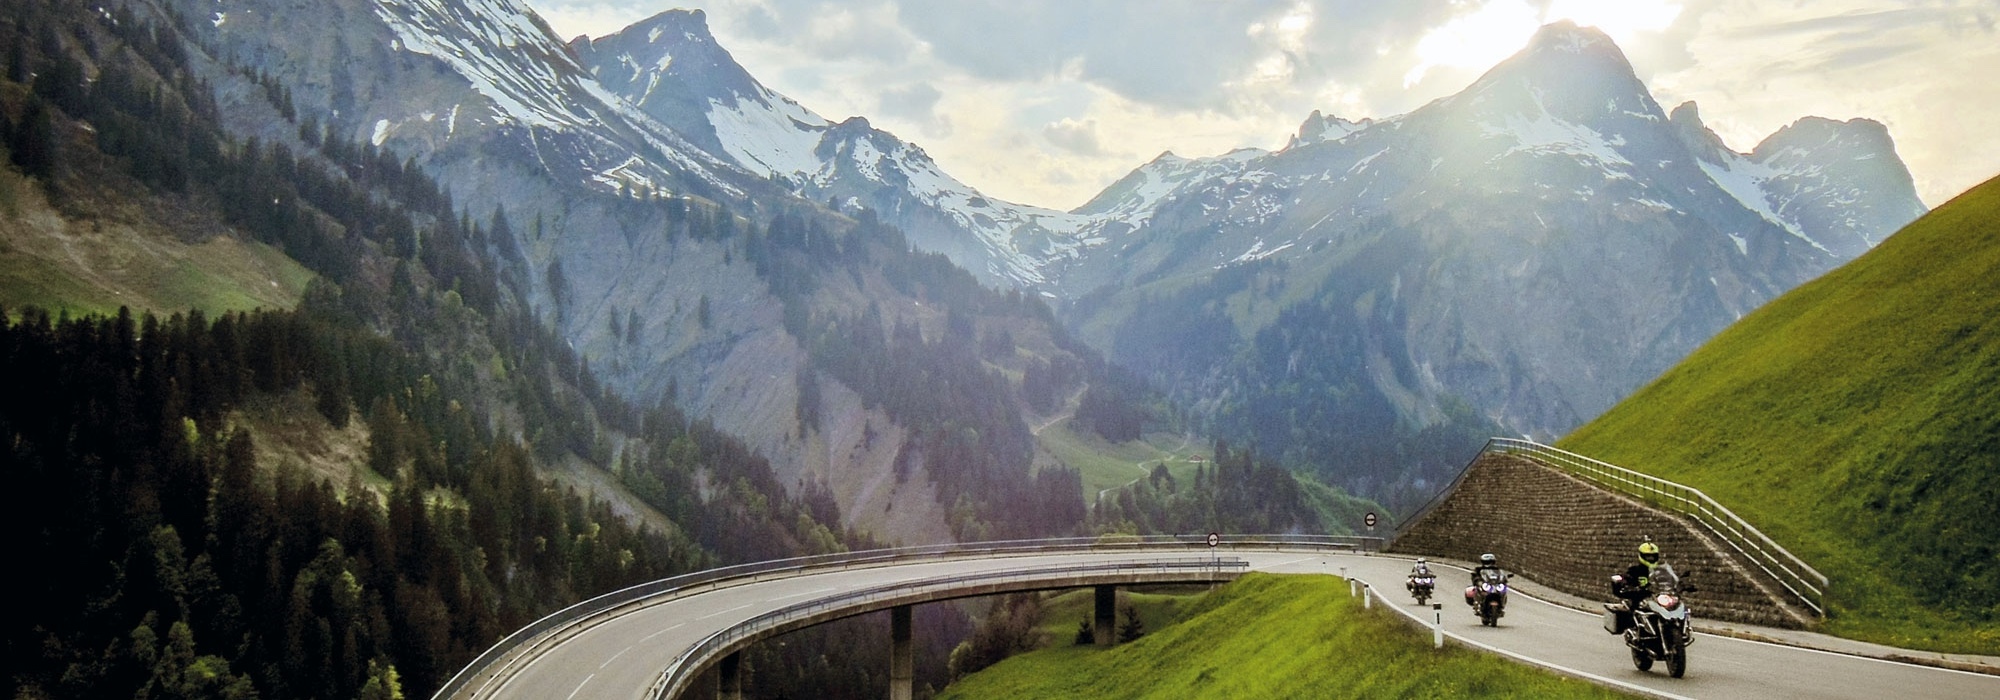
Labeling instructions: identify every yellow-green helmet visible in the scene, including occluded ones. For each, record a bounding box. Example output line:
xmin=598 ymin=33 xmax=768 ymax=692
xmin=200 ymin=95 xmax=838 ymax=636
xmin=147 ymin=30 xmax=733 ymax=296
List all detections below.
xmin=1638 ymin=541 xmax=1661 ymax=568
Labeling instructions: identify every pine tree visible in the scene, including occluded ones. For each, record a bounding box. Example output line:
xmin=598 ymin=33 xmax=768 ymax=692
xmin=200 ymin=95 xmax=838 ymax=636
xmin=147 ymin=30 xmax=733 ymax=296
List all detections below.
xmin=1117 ymin=604 xmax=1145 ymax=643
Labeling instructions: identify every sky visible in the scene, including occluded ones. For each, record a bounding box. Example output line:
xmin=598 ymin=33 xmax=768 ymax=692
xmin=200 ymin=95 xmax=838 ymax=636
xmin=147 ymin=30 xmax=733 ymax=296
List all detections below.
xmin=528 ymin=0 xmax=2000 ymax=211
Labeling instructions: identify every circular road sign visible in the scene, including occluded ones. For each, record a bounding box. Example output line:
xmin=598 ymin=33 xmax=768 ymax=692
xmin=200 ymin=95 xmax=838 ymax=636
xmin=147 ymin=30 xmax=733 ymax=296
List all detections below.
xmin=1206 ymin=532 xmax=1220 ymax=548
xmin=1364 ymin=512 xmax=1378 ymax=528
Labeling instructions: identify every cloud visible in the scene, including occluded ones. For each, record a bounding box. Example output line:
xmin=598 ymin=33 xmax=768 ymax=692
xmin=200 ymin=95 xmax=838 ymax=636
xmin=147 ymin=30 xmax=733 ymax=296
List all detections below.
xmin=522 ymin=0 xmax=2000 ymax=211
xmin=1042 ymin=118 xmax=1105 ymax=156
xmin=880 ymin=82 xmax=951 ymax=136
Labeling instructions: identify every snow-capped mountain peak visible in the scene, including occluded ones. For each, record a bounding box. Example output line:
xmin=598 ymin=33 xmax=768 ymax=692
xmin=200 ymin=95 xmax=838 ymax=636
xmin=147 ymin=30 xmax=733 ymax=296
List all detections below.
xmin=578 ymin=9 xmax=1105 ymax=289
xmin=1286 ymin=110 xmax=1373 ymax=149
xmin=574 ymin=9 xmax=831 ymax=179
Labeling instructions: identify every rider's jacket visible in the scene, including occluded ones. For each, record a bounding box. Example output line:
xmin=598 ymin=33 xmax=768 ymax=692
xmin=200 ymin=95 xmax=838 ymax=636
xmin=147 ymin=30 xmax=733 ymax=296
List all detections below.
xmin=1614 ymin=562 xmax=1654 ymax=602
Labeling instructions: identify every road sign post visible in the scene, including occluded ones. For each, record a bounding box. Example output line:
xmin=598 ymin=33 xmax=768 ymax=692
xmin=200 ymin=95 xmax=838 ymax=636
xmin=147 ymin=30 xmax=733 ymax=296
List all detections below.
xmin=1432 ymin=603 xmax=1443 ymax=648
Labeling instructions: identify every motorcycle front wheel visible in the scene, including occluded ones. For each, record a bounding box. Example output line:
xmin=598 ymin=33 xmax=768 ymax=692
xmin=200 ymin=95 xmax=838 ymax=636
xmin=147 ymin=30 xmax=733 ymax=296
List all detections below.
xmin=1665 ymin=628 xmax=1688 ymax=678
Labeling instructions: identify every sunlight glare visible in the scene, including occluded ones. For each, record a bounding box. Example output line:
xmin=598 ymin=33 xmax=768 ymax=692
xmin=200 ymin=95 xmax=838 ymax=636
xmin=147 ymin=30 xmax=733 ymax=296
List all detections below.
xmin=1404 ymin=0 xmax=1683 ymax=88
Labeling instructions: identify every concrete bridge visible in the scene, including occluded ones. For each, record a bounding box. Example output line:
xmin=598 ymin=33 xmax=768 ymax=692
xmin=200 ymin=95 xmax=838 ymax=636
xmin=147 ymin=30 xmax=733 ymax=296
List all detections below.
xmin=436 ymin=536 xmax=1376 ymax=700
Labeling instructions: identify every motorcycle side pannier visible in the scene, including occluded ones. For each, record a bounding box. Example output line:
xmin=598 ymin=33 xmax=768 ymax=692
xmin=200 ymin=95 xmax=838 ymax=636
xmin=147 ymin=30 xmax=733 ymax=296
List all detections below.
xmin=1602 ymin=606 xmax=1631 ymax=634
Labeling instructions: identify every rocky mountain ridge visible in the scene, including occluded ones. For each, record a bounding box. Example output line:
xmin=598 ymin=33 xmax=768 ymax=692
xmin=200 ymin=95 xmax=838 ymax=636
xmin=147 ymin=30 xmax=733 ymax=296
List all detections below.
xmin=168 ymin=0 xmax=1925 ymax=508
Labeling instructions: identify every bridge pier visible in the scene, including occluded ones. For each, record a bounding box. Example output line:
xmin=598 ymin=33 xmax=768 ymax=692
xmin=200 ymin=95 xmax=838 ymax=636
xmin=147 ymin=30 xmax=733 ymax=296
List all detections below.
xmin=717 ymin=651 xmax=741 ymax=700
xmin=890 ymin=605 xmax=913 ymax=700
xmin=1094 ymin=584 xmax=1117 ymax=647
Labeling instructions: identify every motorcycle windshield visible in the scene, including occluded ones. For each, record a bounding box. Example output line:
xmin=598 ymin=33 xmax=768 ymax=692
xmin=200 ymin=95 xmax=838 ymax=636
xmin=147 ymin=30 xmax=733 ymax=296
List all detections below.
xmin=1652 ymin=564 xmax=1679 ymax=594
xmin=1480 ymin=569 xmax=1506 ymax=585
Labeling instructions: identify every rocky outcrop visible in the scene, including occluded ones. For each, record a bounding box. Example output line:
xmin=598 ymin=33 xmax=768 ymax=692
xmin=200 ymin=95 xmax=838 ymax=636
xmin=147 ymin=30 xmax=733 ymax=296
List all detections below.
xmin=1391 ymin=453 xmax=1815 ymax=628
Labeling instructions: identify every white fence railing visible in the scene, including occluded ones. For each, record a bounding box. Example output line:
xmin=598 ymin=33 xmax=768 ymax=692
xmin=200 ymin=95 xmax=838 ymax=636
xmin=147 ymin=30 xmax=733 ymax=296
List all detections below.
xmin=1482 ymin=438 xmax=1828 ymax=617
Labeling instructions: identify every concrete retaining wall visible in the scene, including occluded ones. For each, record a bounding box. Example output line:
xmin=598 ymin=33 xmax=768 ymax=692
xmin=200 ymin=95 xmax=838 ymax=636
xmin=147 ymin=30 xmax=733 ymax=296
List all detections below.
xmin=1390 ymin=453 xmax=1813 ymax=629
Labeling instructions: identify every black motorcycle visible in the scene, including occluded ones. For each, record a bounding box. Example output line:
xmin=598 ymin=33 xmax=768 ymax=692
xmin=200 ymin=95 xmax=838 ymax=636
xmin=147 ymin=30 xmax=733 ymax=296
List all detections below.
xmin=1407 ymin=572 xmax=1436 ymax=605
xmin=1604 ymin=564 xmax=1694 ymax=677
xmin=1465 ymin=568 xmax=1509 ymax=626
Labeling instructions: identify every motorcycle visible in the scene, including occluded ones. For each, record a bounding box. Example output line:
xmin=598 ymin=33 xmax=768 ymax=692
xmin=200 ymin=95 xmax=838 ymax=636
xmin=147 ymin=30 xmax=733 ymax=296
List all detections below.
xmin=1604 ymin=563 xmax=1694 ymax=678
xmin=1407 ymin=573 xmax=1436 ymax=605
xmin=1464 ymin=568 xmax=1509 ymax=626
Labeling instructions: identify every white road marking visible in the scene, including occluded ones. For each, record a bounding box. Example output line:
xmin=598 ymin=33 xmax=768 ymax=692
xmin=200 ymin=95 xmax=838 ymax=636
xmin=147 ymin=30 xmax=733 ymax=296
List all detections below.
xmin=698 ymin=603 xmax=755 ymax=620
xmin=599 ymin=645 xmax=632 ymax=669
xmin=640 ymin=621 xmax=687 ymax=643
xmin=772 ymin=586 xmax=841 ymax=601
xmin=564 ymin=673 xmax=594 ymax=700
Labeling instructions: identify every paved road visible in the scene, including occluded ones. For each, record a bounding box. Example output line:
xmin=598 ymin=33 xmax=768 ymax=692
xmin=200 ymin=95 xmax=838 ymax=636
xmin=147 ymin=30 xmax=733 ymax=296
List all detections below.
xmin=474 ymin=550 xmax=2000 ymax=699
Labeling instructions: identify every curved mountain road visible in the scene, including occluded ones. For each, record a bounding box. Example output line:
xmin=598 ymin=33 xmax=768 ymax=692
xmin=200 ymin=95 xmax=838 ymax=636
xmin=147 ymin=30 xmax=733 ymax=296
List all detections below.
xmin=464 ymin=549 xmax=1998 ymax=699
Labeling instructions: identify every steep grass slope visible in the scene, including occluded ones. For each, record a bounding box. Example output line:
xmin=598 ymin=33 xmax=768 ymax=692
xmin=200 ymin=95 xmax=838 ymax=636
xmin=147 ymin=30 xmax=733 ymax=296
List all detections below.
xmin=0 ymin=156 xmax=312 ymax=318
xmin=938 ymin=573 xmax=1629 ymax=699
xmin=1561 ymin=175 xmax=2000 ymax=653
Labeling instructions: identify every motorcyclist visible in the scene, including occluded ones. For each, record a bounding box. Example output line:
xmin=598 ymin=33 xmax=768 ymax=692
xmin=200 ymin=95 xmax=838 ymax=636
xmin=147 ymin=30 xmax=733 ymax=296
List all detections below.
xmin=1470 ymin=553 xmax=1504 ymax=584
xmin=1411 ymin=558 xmax=1433 ymax=578
xmin=1612 ymin=541 xmax=1662 ymax=606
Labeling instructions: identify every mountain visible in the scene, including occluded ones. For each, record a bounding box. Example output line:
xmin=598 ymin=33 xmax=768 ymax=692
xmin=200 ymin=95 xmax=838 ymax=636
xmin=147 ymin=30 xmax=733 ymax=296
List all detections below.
xmin=567 ymin=14 xmax=1923 ymax=506
xmin=1051 ymin=22 xmax=1926 ymax=502
xmin=161 ymin=0 xmax=1128 ymax=545
xmin=573 ymin=9 xmax=1095 ymax=288
xmin=166 ymin=0 xmax=1923 ymax=515
xmin=1561 ymin=175 xmax=2000 ymax=654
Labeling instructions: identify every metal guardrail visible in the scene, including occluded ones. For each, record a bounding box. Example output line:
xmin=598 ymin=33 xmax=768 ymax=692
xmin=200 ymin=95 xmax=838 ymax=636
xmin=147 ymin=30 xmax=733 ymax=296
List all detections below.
xmin=1482 ymin=438 xmax=1829 ymax=618
xmin=436 ymin=534 xmax=1377 ymax=699
xmin=646 ymin=557 xmax=1252 ymax=700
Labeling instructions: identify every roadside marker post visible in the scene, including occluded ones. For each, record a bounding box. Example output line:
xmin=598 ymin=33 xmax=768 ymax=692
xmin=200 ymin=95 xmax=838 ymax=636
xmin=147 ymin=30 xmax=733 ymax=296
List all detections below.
xmin=1432 ymin=603 xmax=1444 ymax=649
xmin=1363 ymin=584 xmax=1372 ymax=609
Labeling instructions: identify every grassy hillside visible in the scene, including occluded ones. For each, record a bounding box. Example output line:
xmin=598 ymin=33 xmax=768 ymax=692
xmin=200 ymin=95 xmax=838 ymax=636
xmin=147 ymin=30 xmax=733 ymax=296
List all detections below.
xmin=0 ymin=164 xmax=312 ymax=318
xmin=939 ymin=573 xmax=1630 ymax=699
xmin=1561 ymin=175 xmax=2000 ymax=654
xmin=1036 ymin=422 xmax=1197 ymax=498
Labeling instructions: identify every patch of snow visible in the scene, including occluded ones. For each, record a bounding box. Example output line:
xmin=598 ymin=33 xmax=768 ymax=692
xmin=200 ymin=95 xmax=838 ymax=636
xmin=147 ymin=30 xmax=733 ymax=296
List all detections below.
xmin=1348 ymin=149 xmax=1389 ymax=175
xmin=1697 ymin=155 xmax=1828 ymax=252
xmin=1483 ymin=89 xmax=1634 ymax=174
xmin=371 ymin=119 xmax=390 ymax=146
xmin=212 ymin=12 xmax=226 ymax=27
xmin=1727 ymin=233 xmax=1747 ymax=255
xmin=375 ymin=0 xmax=583 ymax=130
xmin=1222 ymin=239 xmax=1295 ymax=266
xmin=705 ymin=89 xmax=827 ymax=177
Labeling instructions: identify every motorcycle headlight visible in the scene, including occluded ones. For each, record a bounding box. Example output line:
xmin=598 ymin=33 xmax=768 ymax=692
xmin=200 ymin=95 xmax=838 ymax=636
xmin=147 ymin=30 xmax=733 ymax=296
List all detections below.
xmin=1496 ymin=584 xmax=1508 ymax=593
xmin=1655 ymin=594 xmax=1679 ymax=609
